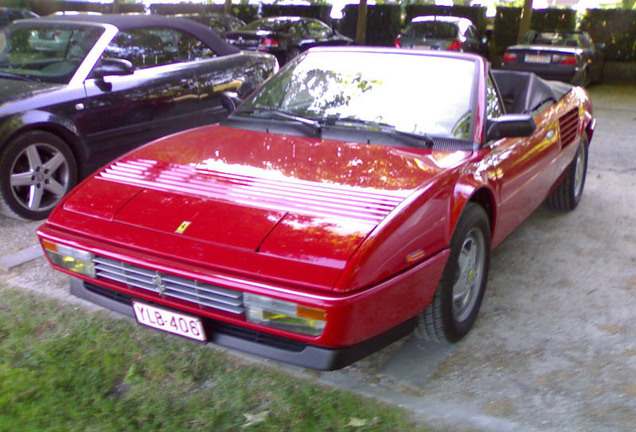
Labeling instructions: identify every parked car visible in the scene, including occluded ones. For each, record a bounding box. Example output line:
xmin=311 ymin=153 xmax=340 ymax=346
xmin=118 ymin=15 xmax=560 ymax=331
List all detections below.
xmin=0 ymin=7 xmax=38 ymax=29
xmin=395 ymin=15 xmax=489 ymax=58
xmin=174 ymin=14 xmax=245 ymax=37
xmin=501 ymin=30 xmax=604 ymax=86
xmin=0 ymin=14 xmax=278 ymax=220
xmin=224 ymin=16 xmax=353 ymax=64
xmin=38 ymin=47 xmax=594 ymax=370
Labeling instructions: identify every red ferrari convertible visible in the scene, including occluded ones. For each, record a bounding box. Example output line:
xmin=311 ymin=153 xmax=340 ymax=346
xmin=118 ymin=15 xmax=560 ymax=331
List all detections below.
xmin=38 ymin=47 xmax=595 ymax=370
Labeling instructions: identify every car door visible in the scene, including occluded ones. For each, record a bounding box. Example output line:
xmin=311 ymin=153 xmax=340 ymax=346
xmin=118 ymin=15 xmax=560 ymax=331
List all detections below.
xmin=172 ymin=30 xmax=235 ymax=125
xmin=79 ymin=27 xmax=200 ymax=170
xmin=483 ymin=75 xmax=561 ymax=242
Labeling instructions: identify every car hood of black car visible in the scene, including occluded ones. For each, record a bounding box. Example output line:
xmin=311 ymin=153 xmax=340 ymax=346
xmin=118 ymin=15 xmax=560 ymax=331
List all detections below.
xmin=0 ymin=78 xmax=65 ymax=115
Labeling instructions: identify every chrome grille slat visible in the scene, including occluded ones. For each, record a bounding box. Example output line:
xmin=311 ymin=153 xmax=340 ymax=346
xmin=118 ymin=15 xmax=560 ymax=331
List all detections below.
xmin=95 ymin=271 xmax=156 ymax=291
xmin=93 ymin=256 xmax=244 ymax=315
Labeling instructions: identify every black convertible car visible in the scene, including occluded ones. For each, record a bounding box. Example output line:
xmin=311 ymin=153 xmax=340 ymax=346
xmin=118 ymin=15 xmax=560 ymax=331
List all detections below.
xmin=0 ymin=14 xmax=278 ymax=220
xmin=501 ymin=30 xmax=604 ymax=86
xmin=224 ymin=16 xmax=353 ymax=65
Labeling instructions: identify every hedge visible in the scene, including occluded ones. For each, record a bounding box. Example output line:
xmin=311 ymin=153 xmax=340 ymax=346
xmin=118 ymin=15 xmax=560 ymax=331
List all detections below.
xmin=580 ymin=9 xmax=636 ymax=61
xmin=0 ymin=0 xmax=144 ymax=15
xmin=340 ymin=4 xmax=401 ymax=46
xmin=261 ymin=5 xmax=332 ymax=24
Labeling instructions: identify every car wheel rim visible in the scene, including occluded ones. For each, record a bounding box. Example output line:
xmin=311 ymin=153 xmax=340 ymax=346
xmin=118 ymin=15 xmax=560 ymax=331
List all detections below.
xmin=9 ymin=143 xmax=70 ymax=213
xmin=452 ymin=227 xmax=486 ymax=322
xmin=573 ymin=142 xmax=586 ymax=197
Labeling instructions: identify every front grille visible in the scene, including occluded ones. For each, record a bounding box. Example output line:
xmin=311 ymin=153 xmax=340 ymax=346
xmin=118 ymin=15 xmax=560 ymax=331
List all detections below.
xmin=558 ymin=108 xmax=579 ymax=147
xmin=93 ymin=256 xmax=244 ymax=315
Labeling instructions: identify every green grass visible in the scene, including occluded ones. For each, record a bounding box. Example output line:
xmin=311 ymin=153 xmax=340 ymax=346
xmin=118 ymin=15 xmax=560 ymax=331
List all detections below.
xmin=0 ymin=286 xmax=427 ymax=432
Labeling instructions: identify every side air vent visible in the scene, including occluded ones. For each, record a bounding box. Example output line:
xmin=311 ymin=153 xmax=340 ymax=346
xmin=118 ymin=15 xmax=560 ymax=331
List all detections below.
xmin=558 ymin=108 xmax=579 ymax=147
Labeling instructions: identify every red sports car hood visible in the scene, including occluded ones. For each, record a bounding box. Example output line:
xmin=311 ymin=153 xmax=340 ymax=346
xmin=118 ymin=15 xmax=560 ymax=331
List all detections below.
xmin=58 ymin=125 xmax=470 ymax=290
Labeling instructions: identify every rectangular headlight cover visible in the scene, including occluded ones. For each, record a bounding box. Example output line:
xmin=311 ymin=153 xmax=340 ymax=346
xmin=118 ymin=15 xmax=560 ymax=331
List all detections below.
xmin=244 ymin=293 xmax=326 ymax=337
xmin=42 ymin=240 xmax=95 ymax=278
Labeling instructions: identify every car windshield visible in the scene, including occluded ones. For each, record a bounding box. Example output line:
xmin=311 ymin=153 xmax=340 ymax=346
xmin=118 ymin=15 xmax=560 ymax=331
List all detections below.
xmin=404 ymin=21 xmax=458 ymax=39
xmin=523 ymin=32 xmax=582 ymax=48
xmin=237 ymin=51 xmax=476 ymax=140
xmin=243 ymin=18 xmax=298 ymax=33
xmin=0 ymin=23 xmax=103 ymax=83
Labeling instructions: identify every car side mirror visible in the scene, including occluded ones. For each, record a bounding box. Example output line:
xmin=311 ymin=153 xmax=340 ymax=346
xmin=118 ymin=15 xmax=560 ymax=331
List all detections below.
xmin=221 ymin=91 xmax=242 ymax=113
xmin=92 ymin=58 xmax=134 ymax=80
xmin=486 ymin=114 xmax=536 ymax=141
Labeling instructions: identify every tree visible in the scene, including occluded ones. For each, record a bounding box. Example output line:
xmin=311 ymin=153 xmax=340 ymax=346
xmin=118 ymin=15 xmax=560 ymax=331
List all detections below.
xmin=518 ymin=0 xmax=533 ymax=43
xmin=225 ymin=0 xmax=232 ymax=15
xmin=356 ymin=0 xmax=368 ymax=45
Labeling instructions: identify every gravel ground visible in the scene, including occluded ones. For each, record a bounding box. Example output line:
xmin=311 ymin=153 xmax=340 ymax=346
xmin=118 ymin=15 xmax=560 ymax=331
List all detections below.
xmin=1 ymin=84 xmax=634 ymax=432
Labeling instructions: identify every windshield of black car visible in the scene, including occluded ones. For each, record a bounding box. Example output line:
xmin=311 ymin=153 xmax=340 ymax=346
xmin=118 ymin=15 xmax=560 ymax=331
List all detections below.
xmin=404 ymin=22 xmax=458 ymax=39
xmin=236 ymin=51 xmax=476 ymax=140
xmin=523 ymin=32 xmax=582 ymax=48
xmin=242 ymin=18 xmax=297 ymax=33
xmin=0 ymin=23 xmax=103 ymax=83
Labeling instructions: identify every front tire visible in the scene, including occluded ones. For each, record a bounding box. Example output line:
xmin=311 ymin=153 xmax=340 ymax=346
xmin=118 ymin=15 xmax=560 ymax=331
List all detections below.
xmin=0 ymin=131 xmax=77 ymax=220
xmin=416 ymin=203 xmax=491 ymax=343
xmin=545 ymin=134 xmax=588 ymax=212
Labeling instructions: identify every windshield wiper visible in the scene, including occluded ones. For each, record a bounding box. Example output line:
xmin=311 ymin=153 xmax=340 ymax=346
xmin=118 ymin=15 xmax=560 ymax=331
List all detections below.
xmin=235 ymin=108 xmax=323 ymax=137
xmin=0 ymin=71 xmax=30 ymax=81
xmin=328 ymin=118 xmax=435 ymax=148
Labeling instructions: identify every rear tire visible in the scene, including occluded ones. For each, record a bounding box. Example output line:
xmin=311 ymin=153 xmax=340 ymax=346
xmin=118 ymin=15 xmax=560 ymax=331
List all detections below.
xmin=0 ymin=131 xmax=77 ymax=220
xmin=545 ymin=134 xmax=588 ymax=212
xmin=416 ymin=203 xmax=491 ymax=343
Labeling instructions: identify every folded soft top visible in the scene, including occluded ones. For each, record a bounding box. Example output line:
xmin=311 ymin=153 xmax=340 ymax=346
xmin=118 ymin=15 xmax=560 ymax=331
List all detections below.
xmin=492 ymin=70 xmax=573 ymax=114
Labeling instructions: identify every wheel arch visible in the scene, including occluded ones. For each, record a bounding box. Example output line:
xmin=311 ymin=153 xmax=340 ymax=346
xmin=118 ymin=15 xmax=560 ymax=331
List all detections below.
xmin=0 ymin=112 xmax=87 ymax=176
xmin=450 ymin=180 xmax=497 ymax=244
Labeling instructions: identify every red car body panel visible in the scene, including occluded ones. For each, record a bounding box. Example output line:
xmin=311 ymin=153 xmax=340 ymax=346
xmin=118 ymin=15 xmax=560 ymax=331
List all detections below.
xmin=37 ymin=49 xmax=595 ymax=369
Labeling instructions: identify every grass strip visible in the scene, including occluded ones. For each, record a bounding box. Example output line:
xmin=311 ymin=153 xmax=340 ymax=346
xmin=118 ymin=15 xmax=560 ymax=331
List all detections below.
xmin=0 ymin=286 xmax=428 ymax=432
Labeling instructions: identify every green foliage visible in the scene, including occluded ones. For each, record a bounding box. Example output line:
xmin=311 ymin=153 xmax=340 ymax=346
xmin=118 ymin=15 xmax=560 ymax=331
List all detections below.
xmin=580 ymin=9 xmax=636 ymax=61
xmin=340 ymin=4 xmax=402 ymax=46
xmin=0 ymin=287 xmax=427 ymax=432
xmin=261 ymin=5 xmax=333 ymax=23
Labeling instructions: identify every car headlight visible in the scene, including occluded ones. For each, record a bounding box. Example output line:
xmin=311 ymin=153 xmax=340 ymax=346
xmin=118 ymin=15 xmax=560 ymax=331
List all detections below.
xmin=41 ymin=240 xmax=95 ymax=278
xmin=244 ymin=293 xmax=326 ymax=337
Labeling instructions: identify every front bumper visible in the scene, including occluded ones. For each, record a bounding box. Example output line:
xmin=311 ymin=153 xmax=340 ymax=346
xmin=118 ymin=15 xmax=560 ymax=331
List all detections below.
xmin=40 ymin=221 xmax=449 ymax=370
xmin=70 ymin=277 xmax=416 ymax=370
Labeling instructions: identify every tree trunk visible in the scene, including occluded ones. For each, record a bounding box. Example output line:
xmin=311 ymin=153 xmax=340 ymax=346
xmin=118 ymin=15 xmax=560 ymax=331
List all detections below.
xmin=356 ymin=0 xmax=368 ymax=46
xmin=225 ymin=0 xmax=232 ymax=15
xmin=518 ymin=0 xmax=533 ymax=43
xmin=113 ymin=0 xmax=120 ymax=14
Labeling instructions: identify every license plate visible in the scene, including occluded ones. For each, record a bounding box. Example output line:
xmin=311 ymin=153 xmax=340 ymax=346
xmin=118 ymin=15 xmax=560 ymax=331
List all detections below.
xmin=133 ymin=301 xmax=206 ymax=342
xmin=414 ymin=45 xmax=432 ymax=50
xmin=525 ymin=54 xmax=551 ymax=64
